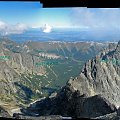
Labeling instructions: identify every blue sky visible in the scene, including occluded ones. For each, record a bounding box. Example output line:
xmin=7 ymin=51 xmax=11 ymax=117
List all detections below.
xmin=0 ymin=2 xmax=72 ymax=28
xmin=0 ymin=2 xmax=42 ymax=26
xmin=0 ymin=2 xmax=120 ymax=31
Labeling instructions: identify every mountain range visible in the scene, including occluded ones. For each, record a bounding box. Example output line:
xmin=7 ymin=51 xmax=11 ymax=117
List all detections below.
xmin=15 ymin=41 xmax=120 ymax=120
xmin=0 ymin=37 xmax=108 ymax=117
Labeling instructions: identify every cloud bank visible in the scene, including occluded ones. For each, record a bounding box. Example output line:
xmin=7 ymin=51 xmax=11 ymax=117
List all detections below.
xmin=0 ymin=21 xmax=28 ymax=35
xmin=70 ymin=8 xmax=120 ymax=30
xmin=69 ymin=8 xmax=120 ymax=40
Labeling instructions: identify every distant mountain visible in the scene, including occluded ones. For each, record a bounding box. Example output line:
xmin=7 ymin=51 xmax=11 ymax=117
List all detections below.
xmin=20 ymin=41 xmax=120 ymax=119
xmin=6 ymin=29 xmax=120 ymax=43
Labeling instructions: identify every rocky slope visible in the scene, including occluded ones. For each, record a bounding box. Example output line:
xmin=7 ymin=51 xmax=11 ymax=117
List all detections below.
xmin=20 ymin=41 xmax=120 ymax=119
xmin=66 ymin=41 xmax=120 ymax=107
xmin=0 ymin=38 xmax=42 ymax=103
xmin=0 ymin=105 xmax=11 ymax=118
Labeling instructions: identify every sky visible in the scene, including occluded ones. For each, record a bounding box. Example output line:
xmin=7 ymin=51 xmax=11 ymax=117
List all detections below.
xmin=0 ymin=2 xmax=120 ymax=35
xmin=0 ymin=2 xmax=72 ymax=28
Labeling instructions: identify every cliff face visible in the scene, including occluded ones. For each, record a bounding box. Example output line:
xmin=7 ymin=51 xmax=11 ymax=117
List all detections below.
xmin=0 ymin=39 xmax=38 ymax=98
xmin=0 ymin=38 xmax=46 ymax=114
xmin=67 ymin=41 xmax=120 ymax=107
xmin=22 ymin=41 xmax=120 ymax=118
xmin=23 ymin=85 xmax=116 ymax=118
xmin=61 ymin=41 xmax=120 ymax=117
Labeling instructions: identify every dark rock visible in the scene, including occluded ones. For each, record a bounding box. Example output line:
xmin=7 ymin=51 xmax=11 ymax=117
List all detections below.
xmin=74 ymin=94 xmax=116 ymax=118
xmin=117 ymin=107 xmax=120 ymax=116
xmin=13 ymin=113 xmax=63 ymax=120
xmin=94 ymin=112 xmax=120 ymax=120
xmin=22 ymin=88 xmax=116 ymax=118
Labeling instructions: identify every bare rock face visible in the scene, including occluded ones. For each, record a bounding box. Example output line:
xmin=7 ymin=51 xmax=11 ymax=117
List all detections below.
xmin=0 ymin=106 xmax=11 ymax=118
xmin=49 ymin=87 xmax=116 ymax=118
xmin=67 ymin=41 xmax=120 ymax=107
xmin=22 ymin=84 xmax=116 ymax=118
xmin=117 ymin=107 xmax=120 ymax=116
xmin=47 ymin=41 xmax=120 ymax=118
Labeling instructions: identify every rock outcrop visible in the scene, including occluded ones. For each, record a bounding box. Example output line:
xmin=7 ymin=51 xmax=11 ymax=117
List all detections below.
xmin=0 ymin=106 xmax=11 ymax=118
xmin=67 ymin=41 xmax=120 ymax=107
xmin=22 ymin=86 xmax=116 ymax=118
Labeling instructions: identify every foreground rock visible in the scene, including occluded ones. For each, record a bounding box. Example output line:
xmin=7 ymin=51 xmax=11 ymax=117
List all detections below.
xmin=21 ymin=84 xmax=116 ymax=118
xmin=13 ymin=114 xmax=63 ymax=120
xmin=0 ymin=106 xmax=11 ymax=118
xmin=94 ymin=112 xmax=119 ymax=120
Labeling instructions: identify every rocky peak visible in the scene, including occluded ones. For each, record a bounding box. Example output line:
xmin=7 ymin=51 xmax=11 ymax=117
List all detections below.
xmin=67 ymin=41 xmax=120 ymax=107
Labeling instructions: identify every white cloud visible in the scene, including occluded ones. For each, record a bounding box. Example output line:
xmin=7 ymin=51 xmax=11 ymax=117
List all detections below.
xmin=70 ymin=8 xmax=120 ymax=30
xmin=31 ymin=25 xmax=40 ymax=29
xmin=69 ymin=8 xmax=120 ymax=40
xmin=0 ymin=21 xmax=28 ymax=35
